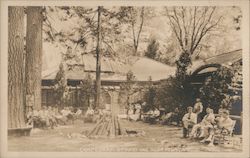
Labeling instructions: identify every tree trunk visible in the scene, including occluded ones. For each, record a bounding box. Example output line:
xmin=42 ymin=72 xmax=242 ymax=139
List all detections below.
xmin=8 ymin=7 xmax=26 ymax=129
xmin=94 ymin=6 xmax=102 ymax=109
xmin=25 ymin=7 xmax=43 ymax=110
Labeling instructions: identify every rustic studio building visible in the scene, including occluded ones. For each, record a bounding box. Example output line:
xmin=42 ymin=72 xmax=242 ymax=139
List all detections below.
xmin=41 ymin=54 xmax=176 ymax=114
xmin=41 ymin=49 xmax=242 ymax=115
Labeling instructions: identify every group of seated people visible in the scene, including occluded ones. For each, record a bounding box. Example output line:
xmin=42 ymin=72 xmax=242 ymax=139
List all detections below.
xmin=160 ymin=107 xmax=182 ymax=126
xmin=26 ymin=105 xmax=83 ymax=129
xmin=141 ymin=108 xmax=161 ymax=124
xmin=182 ymin=106 xmax=235 ymax=146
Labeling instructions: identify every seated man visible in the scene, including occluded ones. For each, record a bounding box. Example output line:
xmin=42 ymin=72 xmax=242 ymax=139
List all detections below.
xmin=74 ymin=108 xmax=82 ymax=118
xmin=171 ymin=107 xmax=182 ymax=126
xmin=182 ymin=106 xmax=197 ymax=138
xmin=202 ymin=109 xmax=234 ymax=145
xmin=190 ymin=107 xmax=215 ymax=138
xmin=62 ymin=107 xmax=74 ymax=123
xmin=152 ymin=108 xmax=160 ymax=118
xmin=32 ymin=108 xmax=41 ymax=128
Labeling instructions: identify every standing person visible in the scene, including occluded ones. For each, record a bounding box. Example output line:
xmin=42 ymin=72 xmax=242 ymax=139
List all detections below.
xmin=193 ymin=98 xmax=203 ymax=123
xmin=182 ymin=106 xmax=197 ymax=138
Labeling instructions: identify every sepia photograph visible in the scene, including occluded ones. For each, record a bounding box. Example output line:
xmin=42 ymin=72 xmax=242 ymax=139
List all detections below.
xmin=0 ymin=0 xmax=249 ymax=158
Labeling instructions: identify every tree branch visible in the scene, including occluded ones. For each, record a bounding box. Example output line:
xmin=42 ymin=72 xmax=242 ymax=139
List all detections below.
xmin=135 ymin=7 xmax=145 ymax=53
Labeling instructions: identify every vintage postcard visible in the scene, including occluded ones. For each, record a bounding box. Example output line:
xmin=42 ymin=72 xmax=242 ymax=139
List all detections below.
xmin=0 ymin=0 xmax=249 ymax=158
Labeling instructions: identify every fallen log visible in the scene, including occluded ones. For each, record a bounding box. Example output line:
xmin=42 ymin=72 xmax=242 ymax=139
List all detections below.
xmin=87 ymin=113 xmax=144 ymax=138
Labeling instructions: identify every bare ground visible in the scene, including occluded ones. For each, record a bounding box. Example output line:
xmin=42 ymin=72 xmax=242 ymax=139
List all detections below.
xmin=8 ymin=120 xmax=242 ymax=152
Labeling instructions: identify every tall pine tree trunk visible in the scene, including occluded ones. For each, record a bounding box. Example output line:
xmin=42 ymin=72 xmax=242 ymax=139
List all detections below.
xmin=25 ymin=7 xmax=43 ymax=110
xmin=8 ymin=7 xmax=26 ymax=129
xmin=94 ymin=6 xmax=102 ymax=109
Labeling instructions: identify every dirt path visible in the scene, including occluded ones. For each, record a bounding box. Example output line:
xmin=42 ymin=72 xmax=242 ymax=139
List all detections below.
xmin=8 ymin=120 xmax=242 ymax=152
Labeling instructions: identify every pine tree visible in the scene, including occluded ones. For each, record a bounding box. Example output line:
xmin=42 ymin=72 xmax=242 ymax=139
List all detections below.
xmin=25 ymin=7 xmax=43 ymax=110
xmin=8 ymin=6 xmax=26 ymax=129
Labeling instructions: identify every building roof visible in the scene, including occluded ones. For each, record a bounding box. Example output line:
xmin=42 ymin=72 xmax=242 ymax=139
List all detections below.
xmin=42 ymin=49 xmax=242 ymax=82
xmin=128 ymin=57 xmax=176 ymax=81
xmin=204 ymin=49 xmax=242 ymax=65
xmin=42 ymin=55 xmax=176 ymax=82
xmin=189 ymin=49 xmax=242 ymax=74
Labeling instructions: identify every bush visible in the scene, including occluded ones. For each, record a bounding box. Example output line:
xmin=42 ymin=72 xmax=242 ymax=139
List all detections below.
xmin=200 ymin=66 xmax=234 ymax=113
xmin=143 ymin=86 xmax=156 ymax=112
xmin=145 ymin=38 xmax=159 ymax=60
xmin=153 ymin=76 xmax=195 ymax=114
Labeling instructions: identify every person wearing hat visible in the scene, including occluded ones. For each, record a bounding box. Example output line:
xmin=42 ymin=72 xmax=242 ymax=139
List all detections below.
xmin=182 ymin=106 xmax=197 ymax=138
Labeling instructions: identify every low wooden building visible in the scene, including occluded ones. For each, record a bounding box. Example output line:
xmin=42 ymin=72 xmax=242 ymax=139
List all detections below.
xmin=42 ymin=49 xmax=242 ymax=115
xmin=41 ymin=55 xmax=176 ymax=113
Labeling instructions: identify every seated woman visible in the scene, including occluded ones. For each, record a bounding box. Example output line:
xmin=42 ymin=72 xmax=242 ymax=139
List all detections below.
xmin=38 ymin=106 xmax=50 ymax=129
xmin=129 ymin=104 xmax=141 ymax=121
xmin=127 ymin=105 xmax=135 ymax=121
xmin=190 ymin=107 xmax=215 ymax=139
xmin=201 ymin=109 xmax=234 ymax=146
xmin=182 ymin=106 xmax=197 ymax=138
xmin=84 ymin=106 xmax=95 ymax=122
xmin=53 ymin=106 xmax=67 ymax=125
